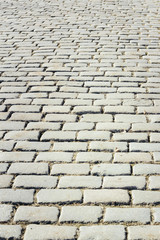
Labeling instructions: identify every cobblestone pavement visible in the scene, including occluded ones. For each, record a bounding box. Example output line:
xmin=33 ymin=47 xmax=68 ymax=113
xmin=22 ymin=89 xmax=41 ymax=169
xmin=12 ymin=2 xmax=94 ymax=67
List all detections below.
xmin=0 ymin=0 xmax=160 ymax=239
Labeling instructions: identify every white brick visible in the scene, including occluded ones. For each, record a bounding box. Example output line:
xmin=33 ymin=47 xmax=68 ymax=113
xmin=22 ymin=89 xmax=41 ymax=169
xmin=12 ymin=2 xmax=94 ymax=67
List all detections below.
xmin=58 ymin=176 xmax=102 ymax=188
xmin=104 ymin=208 xmax=150 ymax=223
xmin=24 ymin=225 xmax=77 ymax=240
xmin=78 ymin=226 xmax=125 ymax=240
xmin=59 ymin=206 xmax=102 ymax=223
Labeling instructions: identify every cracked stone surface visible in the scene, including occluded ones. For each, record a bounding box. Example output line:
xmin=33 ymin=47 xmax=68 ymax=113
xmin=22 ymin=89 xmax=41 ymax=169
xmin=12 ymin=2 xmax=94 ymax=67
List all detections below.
xmin=0 ymin=0 xmax=160 ymax=239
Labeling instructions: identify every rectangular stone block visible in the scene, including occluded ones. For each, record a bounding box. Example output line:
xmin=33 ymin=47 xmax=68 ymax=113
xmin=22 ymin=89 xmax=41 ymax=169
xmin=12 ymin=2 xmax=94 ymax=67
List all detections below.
xmin=37 ymin=189 xmax=82 ymax=204
xmin=0 ymin=189 xmax=34 ymax=203
xmin=76 ymin=152 xmax=112 ymax=163
xmin=14 ymin=206 xmax=59 ymax=223
xmin=36 ymin=152 xmax=73 ymax=162
xmin=128 ymin=226 xmax=160 ymax=240
xmin=7 ymin=163 xmax=48 ymax=175
xmin=78 ymin=226 xmax=125 ymax=240
xmin=58 ymin=176 xmax=102 ymax=188
xmin=104 ymin=208 xmax=150 ymax=223
xmin=51 ymin=164 xmax=90 ymax=175
xmin=59 ymin=206 xmax=102 ymax=223
xmin=84 ymin=189 xmax=130 ymax=204
xmin=91 ymin=164 xmax=130 ymax=176
xmin=24 ymin=225 xmax=77 ymax=240
xmin=13 ymin=175 xmax=57 ymax=189
xmin=53 ymin=142 xmax=87 ymax=151
xmin=132 ymin=190 xmax=160 ymax=204
xmin=0 ymin=152 xmax=35 ymax=162
xmin=0 ymin=205 xmax=13 ymax=222
xmin=0 ymin=225 xmax=21 ymax=239
xmin=89 ymin=141 xmax=127 ymax=151
xmin=114 ymin=153 xmax=152 ymax=163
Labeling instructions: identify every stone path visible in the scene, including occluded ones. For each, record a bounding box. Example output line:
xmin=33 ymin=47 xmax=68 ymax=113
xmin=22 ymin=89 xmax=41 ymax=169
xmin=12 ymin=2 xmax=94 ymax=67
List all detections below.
xmin=0 ymin=0 xmax=160 ymax=239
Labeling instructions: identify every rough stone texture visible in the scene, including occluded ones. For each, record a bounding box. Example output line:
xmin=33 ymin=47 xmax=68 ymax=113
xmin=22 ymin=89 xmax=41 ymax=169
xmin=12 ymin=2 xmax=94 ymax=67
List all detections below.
xmin=0 ymin=205 xmax=13 ymax=222
xmin=59 ymin=206 xmax=102 ymax=223
xmin=24 ymin=225 xmax=77 ymax=240
xmin=78 ymin=226 xmax=125 ymax=240
xmin=104 ymin=208 xmax=150 ymax=223
xmin=37 ymin=189 xmax=82 ymax=204
xmin=128 ymin=226 xmax=160 ymax=240
xmin=13 ymin=175 xmax=57 ymax=189
xmin=0 ymin=0 xmax=160 ymax=237
xmin=0 ymin=225 xmax=21 ymax=239
xmin=14 ymin=206 xmax=59 ymax=223
xmin=103 ymin=176 xmax=145 ymax=189
xmin=84 ymin=189 xmax=130 ymax=204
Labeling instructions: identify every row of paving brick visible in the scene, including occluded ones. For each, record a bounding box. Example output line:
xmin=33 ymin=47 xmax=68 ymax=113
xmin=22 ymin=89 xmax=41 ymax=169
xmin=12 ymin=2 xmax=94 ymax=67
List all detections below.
xmin=1 ymin=0 xmax=160 ymax=238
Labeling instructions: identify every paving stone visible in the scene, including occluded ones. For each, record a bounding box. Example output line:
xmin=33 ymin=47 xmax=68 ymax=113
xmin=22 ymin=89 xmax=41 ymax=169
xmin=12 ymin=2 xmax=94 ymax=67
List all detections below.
xmin=130 ymin=143 xmax=160 ymax=152
xmin=0 ymin=225 xmax=21 ymax=239
xmin=150 ymin=133 xmax=160 ymax=142
xmin=72 ymin=106 xmax=101 ymax=114
xmin=45 ymin=114 xmax=77 ymax=122
xmin=0 ymin=175 xmax=13 ymax=188
xmin=63 ymin=122 xmax=94 ymax=131
xmin=24 ymin=225 xmax=77 ymax=240
xmin=104 ymin=208 xmax=150 ymax=223
xmin=84 ymin=189 xmax=130 ymax=204
xmin=115 ymin=114 xmax=146 ymax=123
xmin=149 ymin=176 xmax=160 ymax=190
xmin=78 ymin=225 xmax=125 ymax=240
xmin=0 ymin=141 xmax=15 ymax=151
xmin=7 ymin=163 xmax=48 ymax=175
xmin=132 ymin=123 xmax=160 ymax=132
xmin=14 ymin=206 xmax=59 ymax=223
xmin=0 ymin=189 xmax=34 ymax=203
xmin=53 ymin=142 xmax=87 ymax=151
xmin=77 ymin=131 xmax=110 ymax=141
xmin=152 ymin=208 xmax=160 ymax=223
xmin=14 ymin=175 xmax=57 ymax=188
xmin=36 ymin=152 xmax=73 ymax=162
xmin=104 ymin=106 xmax=134 ymax=114
xmin=96 ymin=122 xmax=130 ymax=131
xmin=26 ymin=122 xmax=61 ymax=130
xmin=4 ymin=131 xmax=39 ymax=140
xmin=37 ymin=189 xmax=82 ymax=203
xmin=43 ymin=106 xmax=71 ymax=113
xmin=41 ymin=131 xmax=76 ymax=141
xmin=133 ymin=164 xmax=160 ymax=175
xmin=15 ymin=141 xmax=51 ymax=151
xmin=51 ymin=164 xmax=89 ymax=175
xmin=153 ymin=152 xmax=160 ymax=162
xmin=128 ymin=226 xmax=160 ymax=240
xmin=0 ymin=121 xmax=25 ymax=130
xmin=89 ymin=141 xmax=127 ymax=151
xmin=76 ymin=152 xmax=112 ymax=163
xmin=0 ymin=205 xmax=13 ymax=222
xmin=0 ymin=163 xmax=8 ymax=173
xmin=10 ymin=113 xmax=42 ymax=121
xmin=114 ymin=153 xmax=152 ymax=163
xmin=103 ymin=176 xmax=145 ymax=189
xmin=58 ymin=176 xmax=102 ymax=188
xmin=92 ymin=164 xmax=130 ymax=176
xmin=132 ymin=190 xmax=160 ymax=205
xmin=9 ymin=105 xmax=40 ymax=112
xmin=59 ymin=206 xmax=102 ymax=223
xmin=0 ymin=152 xmax=35 ymax=162
xmin=80 ymin=114 xmax=112 ymax=122
xmin=113 ymin=132 xmax=147 ymax=142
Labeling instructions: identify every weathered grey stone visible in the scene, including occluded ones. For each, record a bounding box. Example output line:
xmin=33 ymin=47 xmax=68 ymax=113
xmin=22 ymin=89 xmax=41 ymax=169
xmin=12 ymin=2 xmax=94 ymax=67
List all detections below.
xmin=59 ymin=206 xmax=102 ymax=223
xmin=78 ymin=226 xmax=125 ymax=240
xmin=24 ymin=225 xmax=77 ymax=240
